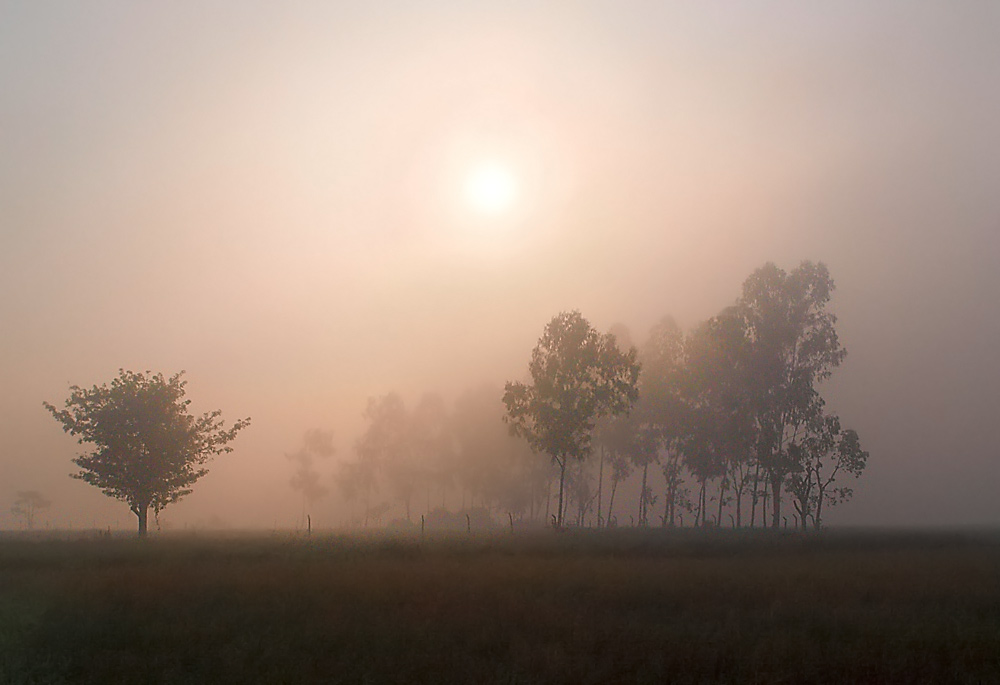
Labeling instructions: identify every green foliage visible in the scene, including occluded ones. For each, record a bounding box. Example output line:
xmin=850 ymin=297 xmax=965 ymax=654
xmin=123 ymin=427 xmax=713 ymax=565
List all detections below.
xmin=43 ymin=370 xmax=250 ymax=535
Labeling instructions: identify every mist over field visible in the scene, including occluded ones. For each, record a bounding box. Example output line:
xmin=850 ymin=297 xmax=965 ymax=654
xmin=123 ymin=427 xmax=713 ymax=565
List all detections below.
xmin=2 ymin=3 xmax=999 ymax=532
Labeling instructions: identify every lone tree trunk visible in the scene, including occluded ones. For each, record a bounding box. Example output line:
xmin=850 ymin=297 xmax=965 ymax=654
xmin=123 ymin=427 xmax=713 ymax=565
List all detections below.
xmin=134 ymin=503 xmax=149 ymax=538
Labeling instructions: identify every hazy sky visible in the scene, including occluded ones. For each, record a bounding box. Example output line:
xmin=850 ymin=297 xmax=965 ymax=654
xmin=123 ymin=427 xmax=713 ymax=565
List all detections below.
xmin=2 ymin=2 xmax=999 ymax=529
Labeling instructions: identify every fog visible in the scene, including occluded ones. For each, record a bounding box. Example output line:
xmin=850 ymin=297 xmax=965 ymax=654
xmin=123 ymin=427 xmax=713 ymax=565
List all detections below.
xmin=2 ymin=2 xmax=998 ymax=531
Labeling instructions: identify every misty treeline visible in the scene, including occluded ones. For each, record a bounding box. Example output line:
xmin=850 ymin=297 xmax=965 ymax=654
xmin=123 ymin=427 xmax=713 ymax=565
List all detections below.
xmin=325 ymin=388 xmax=550 ymax=529
xmin=326 ymin=260 xmax=867 ymax=532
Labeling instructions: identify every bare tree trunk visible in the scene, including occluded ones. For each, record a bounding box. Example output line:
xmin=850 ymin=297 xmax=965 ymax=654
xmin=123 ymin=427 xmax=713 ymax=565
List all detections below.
xmin=703 ymin=483 xmax=709 ymax=526
xmin=760 ymin=477 xmax=769 ymax=529
xmin=668 ymin=482 xmax=676 ymax=527
xmin=662 ymin=486 xmax=670 ymax=528
xmin=814 ymin=486 xmax=825 ymax=531
xmin=716 ymin=479 xmax=725 ymax=527
xmin=770 ymin=476 xmax=782 ymax=529
xmin=556 ymin=458 xmax=566 ymax=528
xmin=607 ymin=478 xmax=619 ymax=526
xmin=640 ymin=463 xmax=649 ymax=527
xmin=545 ymin=479 xmax=551 ymax=524
xmin=695 ymin=480 xmax=705 ymax=527
xmin=596 ymin=446 xmax=605 ymax=528
xmin=735 ymin=486 xmax=743 ymax=528
xmin=694 ymin=485 xmax=700 ymax=527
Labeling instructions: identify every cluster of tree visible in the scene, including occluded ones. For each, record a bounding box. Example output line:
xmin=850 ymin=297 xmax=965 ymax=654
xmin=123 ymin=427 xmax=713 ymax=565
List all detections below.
xmin=506 ymin=261 xmax=868 ymax=530
xmin=333 ymin=261 xmax=866 ymax=533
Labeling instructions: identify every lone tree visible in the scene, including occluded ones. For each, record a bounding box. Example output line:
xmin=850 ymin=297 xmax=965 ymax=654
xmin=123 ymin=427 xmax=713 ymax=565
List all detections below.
xmin=44 ymin=370 xmax=250 ymax=537
xmin=504 ymin=311 xmax=640 ymax=527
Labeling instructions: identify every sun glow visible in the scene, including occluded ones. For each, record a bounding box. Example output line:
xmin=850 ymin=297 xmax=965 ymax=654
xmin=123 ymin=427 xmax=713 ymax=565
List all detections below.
xmin=465 ymin=162 xmax=518 ymax=215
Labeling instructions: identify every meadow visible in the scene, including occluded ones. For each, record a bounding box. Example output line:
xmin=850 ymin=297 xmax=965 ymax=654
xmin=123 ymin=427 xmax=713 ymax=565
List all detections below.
xmin=1 ymin=528 xmax=998 ymax=684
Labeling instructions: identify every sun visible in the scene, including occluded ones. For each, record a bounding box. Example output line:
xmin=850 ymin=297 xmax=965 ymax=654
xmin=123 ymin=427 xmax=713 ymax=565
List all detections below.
xmin=465 ymin=162 xmax=518 ymax=215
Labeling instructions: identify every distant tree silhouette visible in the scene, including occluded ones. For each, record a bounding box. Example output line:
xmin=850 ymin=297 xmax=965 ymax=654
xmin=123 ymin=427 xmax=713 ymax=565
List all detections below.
xmin=286 ymin=428 xmax=335 ymax=530
xmin=44 ymin=370 xmax=249 ymax=537
xmin=335 ymin=458 xmax=378 ymax=527
xmin=11 ymin=490 xmax=51 ymax=530
xmin=504 ymin=311 xmax=639 ymax=527
xmin=410 ymin=393 xmax=453 ymax=514
xmin=355 ymin=394 xmax=412 ymax=521
xmin=452 ymin=384 xmax=549 ymax=520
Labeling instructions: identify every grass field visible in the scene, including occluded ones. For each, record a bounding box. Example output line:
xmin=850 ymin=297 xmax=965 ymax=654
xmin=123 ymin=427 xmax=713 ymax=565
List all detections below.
xmin=2 ymin=528 xmax=998 ymax=684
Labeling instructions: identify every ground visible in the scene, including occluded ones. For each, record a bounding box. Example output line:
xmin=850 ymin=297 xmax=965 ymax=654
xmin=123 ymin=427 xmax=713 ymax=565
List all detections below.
xmin=1 ymin=528 xmax=998 ymax=683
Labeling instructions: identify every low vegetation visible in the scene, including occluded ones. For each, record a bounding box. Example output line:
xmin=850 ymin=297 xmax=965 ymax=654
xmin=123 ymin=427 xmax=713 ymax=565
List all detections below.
xmin=2 ymin=529 xmax=998 ymax=683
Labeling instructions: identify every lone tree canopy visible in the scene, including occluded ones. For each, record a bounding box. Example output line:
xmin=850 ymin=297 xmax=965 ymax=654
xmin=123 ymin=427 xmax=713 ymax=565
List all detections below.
xmin=44 ymin=369 xmax=250 ymax=536
xmin=504 ymin=311 xmax=640 ymax=527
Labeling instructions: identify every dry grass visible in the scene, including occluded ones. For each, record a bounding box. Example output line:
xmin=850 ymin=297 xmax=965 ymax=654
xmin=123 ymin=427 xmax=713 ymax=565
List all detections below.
xmin=2 ymin=529 xmax=999 ymax=683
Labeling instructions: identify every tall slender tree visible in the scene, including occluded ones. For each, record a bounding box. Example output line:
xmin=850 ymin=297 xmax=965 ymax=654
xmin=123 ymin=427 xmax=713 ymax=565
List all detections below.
xmin=637 ymin=317 xmax=686 ymax=526
xmin=683 ymin=309 xmax=757 ymax=526
xmin=504 ymin=311 xmax=640 ymax=527
xmin=737 ymin=262 xmax=846 ymax=528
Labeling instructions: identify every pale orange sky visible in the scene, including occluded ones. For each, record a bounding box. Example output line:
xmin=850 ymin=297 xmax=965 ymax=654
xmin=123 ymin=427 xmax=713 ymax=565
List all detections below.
xmin=2 ymin=2 xmax=999 ymax=529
